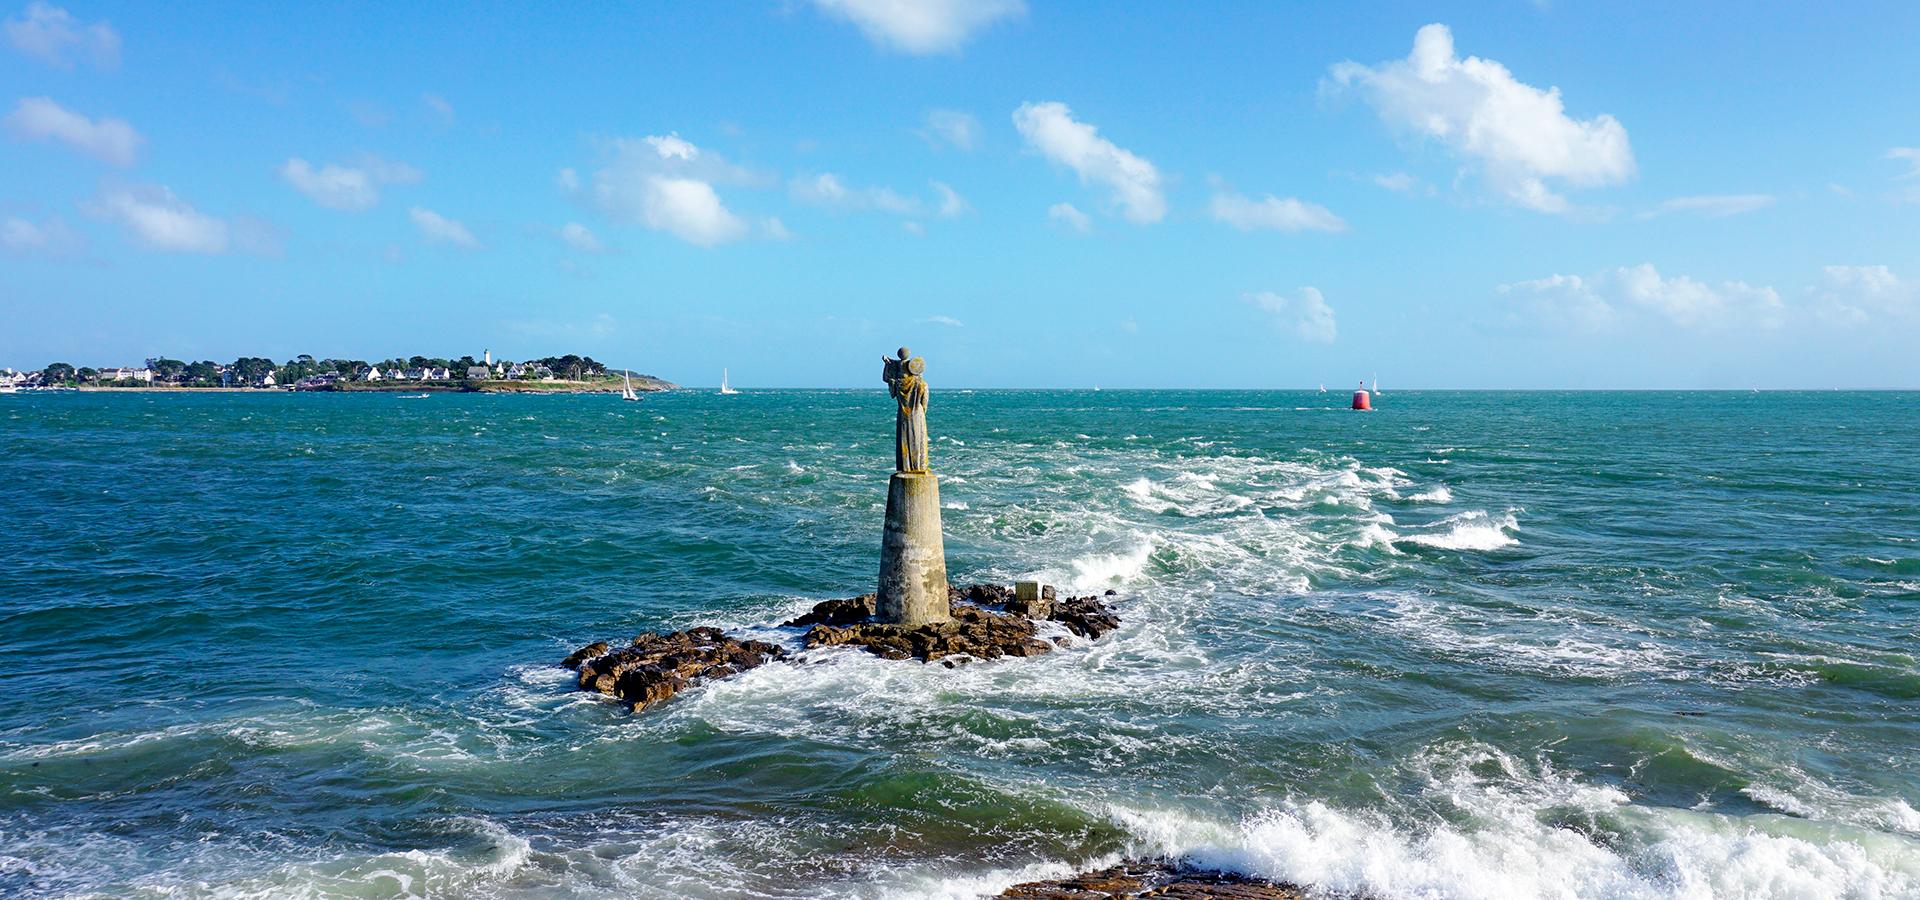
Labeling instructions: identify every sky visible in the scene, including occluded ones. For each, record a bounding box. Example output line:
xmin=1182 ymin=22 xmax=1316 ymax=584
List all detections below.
xmin=2 ymin=1 xmax=1918 ymax=389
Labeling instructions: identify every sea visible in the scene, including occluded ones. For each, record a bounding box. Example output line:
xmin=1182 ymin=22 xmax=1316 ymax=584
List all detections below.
xmin=1 ymin=389 xmax=1917 ymax=899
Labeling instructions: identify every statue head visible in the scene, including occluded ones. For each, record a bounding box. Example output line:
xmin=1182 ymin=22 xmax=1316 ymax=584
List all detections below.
xmin=897 ymin=347 xmax=910 ymax=360
xmin=906 ymin=356 xmax=925 ymax=376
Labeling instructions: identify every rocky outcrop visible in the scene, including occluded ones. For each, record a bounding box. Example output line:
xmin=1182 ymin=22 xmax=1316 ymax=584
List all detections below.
xmin=999 ymin=861 xmax=1308 ymax=899
xmin=562 ymin=627 xmax=785 ymax=710
xmin=791 ymin=584 xmax=1122 ymax=663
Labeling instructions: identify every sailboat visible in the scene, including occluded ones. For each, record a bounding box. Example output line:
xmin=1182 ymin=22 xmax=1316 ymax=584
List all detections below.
xmin=1319 ymin=383 xmax=1326 ymax=393
xmin=1371 ymin=374 xmax=1381 ymax=396
xmin=620 ymin=370 xmax=640 ymax=402
xmin=719 ymin=369 xmax=739 ymax=395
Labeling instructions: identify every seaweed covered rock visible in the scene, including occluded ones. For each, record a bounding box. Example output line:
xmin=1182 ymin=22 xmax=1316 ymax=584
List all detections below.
xmin=999 ymin=860 xmax=1308 ymax=899
xmin=563 ymin=627 xmax=785 ymax=710
xmin=792 ymin=583 xmax=1121 ymax=663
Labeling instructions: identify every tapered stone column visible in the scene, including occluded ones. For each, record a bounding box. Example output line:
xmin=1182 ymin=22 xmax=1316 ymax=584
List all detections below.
xmin=876 ymin=347 xmax=950 ymax=626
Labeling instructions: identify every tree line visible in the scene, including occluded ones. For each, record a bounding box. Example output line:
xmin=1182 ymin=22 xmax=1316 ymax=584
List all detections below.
xmin=32 ymin=354 xmax=610 ymax=386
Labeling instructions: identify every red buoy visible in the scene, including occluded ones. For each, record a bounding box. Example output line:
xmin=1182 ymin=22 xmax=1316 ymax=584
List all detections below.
xmin=1351 ymin=387 xmax=1371 ymax=410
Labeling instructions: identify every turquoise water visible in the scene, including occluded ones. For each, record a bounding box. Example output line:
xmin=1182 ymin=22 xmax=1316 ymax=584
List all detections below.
xmin=2 ymin=390 xmax=1917 ymax=899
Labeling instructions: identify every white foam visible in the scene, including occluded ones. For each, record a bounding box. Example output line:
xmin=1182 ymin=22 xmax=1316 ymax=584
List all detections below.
xmin=1408 ymin=485 xmax=1453 ymax=503
xmin=1399 ymin=509 xmax=1518 ymax=551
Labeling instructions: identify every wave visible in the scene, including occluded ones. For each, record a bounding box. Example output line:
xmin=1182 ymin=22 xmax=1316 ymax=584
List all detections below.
xmin=1398 ymin=509 xmax=1518 ymax=551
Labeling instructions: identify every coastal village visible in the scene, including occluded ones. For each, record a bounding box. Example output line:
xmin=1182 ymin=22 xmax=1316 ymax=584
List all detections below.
xmin=0 ymin=351 xmax=672 ymax=393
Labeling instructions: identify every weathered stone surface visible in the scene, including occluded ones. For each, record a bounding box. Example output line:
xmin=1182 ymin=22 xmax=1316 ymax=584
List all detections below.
xmin=562 ymin=626 xmax=785 ymax=710
xmin=791 ymin=583 xmax=1121 ymax=662
xmin=782 ymin=593 xmax=875 ymax=628
xmin=877 ymin=471 xmax=951 ymax=626
xmin=999 ymin=861 xmax=1308 ymax=899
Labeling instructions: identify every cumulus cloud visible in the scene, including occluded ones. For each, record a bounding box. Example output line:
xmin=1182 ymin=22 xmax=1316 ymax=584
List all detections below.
xmin=1640 ymin=194 xmax=1775 ymax=219
xmin=4 ymin=2 xmax=117 ymax=68
xmin=5 ymin=96 xmax=140 ymax=166
xmin=408 ymin=206 xmax=480 ymax=249
xmin=811 ymin=0 xmax=1023 ymax=54
xmin=278 ymin=155 xmax=419 ymax=211
xmin=422 ymin=93 xmax=454 ymax=123
xmin=0 ymin=214 xmax=81 ymax=257
xmin=84 ymin=185 xmax=229 ymax=253
xmin=279 ymin=159 xmax=375 ymax=211
xmin=1014 ymin=101 xmax=1164 ymax=224
xmin=1211 ymin=189 xmax=1347 ymax=233
xmin=559 ymin=221 xmax=604 ymax=253
xmin=1047 ymin=201 xmax=1091 ymax=233
xmin=1247 ymin=288 xmax=1338 ymax=343
xmin=1887 ymin=148 xmax=1920 ymax=179
xmin=1330 ymin=23 xmax=1634 ymax=213
xmin=1815 ymin=265 xmax=1913 ymax=325
xmin=1500 ymin=264 xmax=1783 ymax=331
xmin=791 ymin=172 xmax=921 ymax=215
xmin=921 ymin=108 xmax=980 ymax=150
xmin=579 ymin=133 xmax=752 ymax=247
xmin=931 ymin=181 xmax=969 ymax=218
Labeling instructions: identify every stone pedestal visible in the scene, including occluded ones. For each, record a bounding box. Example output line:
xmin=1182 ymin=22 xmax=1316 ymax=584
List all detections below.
xmin=877 ymin=472 xmax=951 ymax=626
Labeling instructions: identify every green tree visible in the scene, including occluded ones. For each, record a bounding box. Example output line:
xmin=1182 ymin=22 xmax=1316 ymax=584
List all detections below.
xmin=43 ymin=362 xmax=75 ymax=384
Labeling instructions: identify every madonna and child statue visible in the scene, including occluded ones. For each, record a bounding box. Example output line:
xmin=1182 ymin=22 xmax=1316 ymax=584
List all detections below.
xmin=875 ymin=347 xmax=951 ymax=626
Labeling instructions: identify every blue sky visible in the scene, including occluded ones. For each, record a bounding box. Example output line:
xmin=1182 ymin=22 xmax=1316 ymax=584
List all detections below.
xmin=2 ymin=1 xmax=1917 ymax=388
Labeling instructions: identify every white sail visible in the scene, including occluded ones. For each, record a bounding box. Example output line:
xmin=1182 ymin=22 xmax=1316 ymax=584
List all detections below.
xmin=719 ymin=368 xmax=739 ymax=395
xmin=621 ymin=370 xmax=639 ymax=401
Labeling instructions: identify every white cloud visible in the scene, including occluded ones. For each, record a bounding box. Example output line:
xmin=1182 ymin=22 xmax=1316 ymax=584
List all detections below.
xmin=1013 ymin=101 xmax=1164 ymax=224
xmin=1 ymin=214 xmax=80 ymax=256
xmin=1247 ymin=288 xmax=1338 ymax=343
xmin=278 ymin=155 xmax=419 ymax=211
xmin=811 ymin=0 xmax=1023 ymax=54
xmin=279 ymin=159 xmax=376 ymax=211
xmin=633 ymin=177 xmax=746 ymax=246
xmin=84 ymin=185 xmax=229 ymax=253
xmin=422 ymin=93 xmax=454 ymax=123
xmin=1641 ymin=194 xmax=1775 ymax=219
xmin=4 ymin=2 xmax=117 ymax=68
xmin=1047 ymin=201 xmax=1091 ymax=233
xmin=1887 ymin=147 xmax=1920 ymax=179
xmin=580 ymin=133 xmax=752 ymax=246
xmin=1499 ymin=264 xmax=1783 ymax=331
xmin=921 ymin=108 xmax=979 ymax=150
xmin=559 ymin=221 xmax=603 ymax=253
xmin=1211 ymin=190 xmax=1347 ymax=233
xmin=1330 ymin=23 xmax=1634 ymax=213
xmin=925 ymin=315 xmax=964 ymax=327
xmin=1373 ymin=171 xmax=1419 ymax=193
xmin=5 ymin=96 xmax=140 ymax=166
xmin=408 ymin=206 xmax=480 ymax=249
xmin=791 ymin=172 xmax=958 ymax=219
xmin=358 ymin=153 xmax=422 ymax=185
xmin=762 ymin=217 xmax=793 ymax=241
xmin=931 ymin=180 xmax=969 ymax=218
xmin=1816 ymin=265 xmax=1913 ymax=325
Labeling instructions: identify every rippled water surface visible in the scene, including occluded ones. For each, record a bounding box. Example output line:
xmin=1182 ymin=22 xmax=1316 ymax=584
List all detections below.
xmin=2 ymin=390 xmax=1917 ymax=899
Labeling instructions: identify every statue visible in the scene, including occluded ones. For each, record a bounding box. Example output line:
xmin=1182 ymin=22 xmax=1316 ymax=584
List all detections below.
xmin=874 ymin=346 xmax=949 ymax=626
xmin=881 ymin=347 xmax=930 ymax=474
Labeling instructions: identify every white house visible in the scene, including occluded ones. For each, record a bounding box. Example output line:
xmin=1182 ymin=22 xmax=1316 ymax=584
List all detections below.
xmin=364 ymin=366 xmax=383 ymax=381
xmin=425 ymin=366 xmax=450 ymax=380
xmin=99 ymin=367 xmax=154 ymax=383
xmin=403 ymin=367 xmax=426 ymax=380
xmin=260 ymin=371 xmax=276 ymax=387
xmin=505 ymin=364 xmax=528 ymax=379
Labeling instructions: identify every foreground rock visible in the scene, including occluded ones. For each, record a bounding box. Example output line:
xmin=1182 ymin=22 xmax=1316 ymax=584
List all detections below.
xmin=784 ymin=583 xmax=1121 ymax=663
xmin=999 ymin=861 xmax=1308 ymax=899
xmin=562 ymin=627 xmax=785 ymax=710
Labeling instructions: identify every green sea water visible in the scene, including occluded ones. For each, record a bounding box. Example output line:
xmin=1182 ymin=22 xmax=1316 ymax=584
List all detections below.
xmin=1 ymin=389 xmax=1917 ymax=898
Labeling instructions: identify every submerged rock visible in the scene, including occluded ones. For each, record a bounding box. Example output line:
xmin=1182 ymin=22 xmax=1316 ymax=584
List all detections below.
xmin=562 ymin=627 xmax=785 ymax=710
xmin=793 ymin=583 xmax=1121 ymax=663
xmin=999 ymin=860 xmax=1308 ymax=899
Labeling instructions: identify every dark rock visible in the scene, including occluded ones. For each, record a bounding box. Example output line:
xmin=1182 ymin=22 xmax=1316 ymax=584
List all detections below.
xmin=1049 ymin=594 xmax=1122 ymax=639
xmin=782 ymin=593 xmax=876 ymax=628
xmin=999 ymin=861 xmax=1309 ymax=899
xmin=790 ymin=584 xmax=1121 ymax=663
xmin=562 ymin=628 xmax=786 ymax=711
xmin=560 ymin=641 xmax=610 ymax=669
